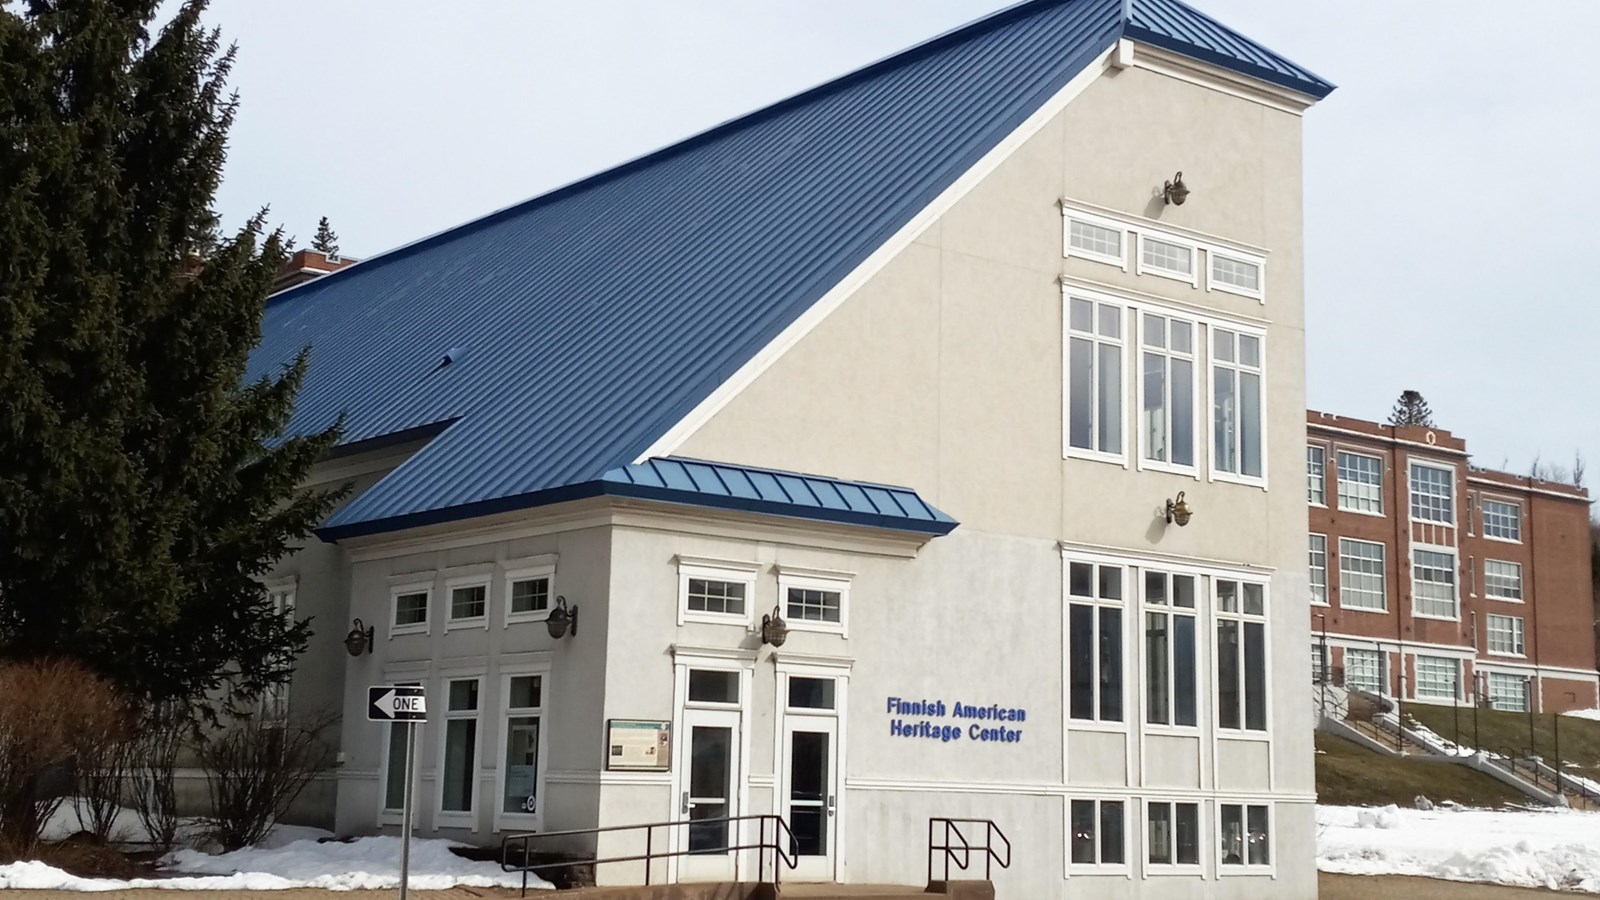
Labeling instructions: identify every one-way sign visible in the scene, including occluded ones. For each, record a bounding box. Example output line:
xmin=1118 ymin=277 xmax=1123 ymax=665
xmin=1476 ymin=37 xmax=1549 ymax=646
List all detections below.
xmin=368 ymin=684 xmax=427 ymax=722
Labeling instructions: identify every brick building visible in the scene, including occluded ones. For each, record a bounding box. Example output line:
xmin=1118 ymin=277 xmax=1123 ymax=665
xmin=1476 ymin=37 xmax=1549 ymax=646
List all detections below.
xmin=1306 ymin=411 xmax=1597 ymax=713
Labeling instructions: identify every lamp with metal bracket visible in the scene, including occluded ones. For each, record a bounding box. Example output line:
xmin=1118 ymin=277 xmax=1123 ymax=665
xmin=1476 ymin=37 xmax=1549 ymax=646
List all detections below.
xmin=760 ymin=606 xmax=789 ymax=648
xmin=546 ymin=596 xmax=578 ymax=639
xmin=1165 ymin=491 xmax=1193 ymax=527
xmin=344 ymin=619 xmax=374 ymax=657
xmin=1162 ymin=171 xmax=1189 ymax=206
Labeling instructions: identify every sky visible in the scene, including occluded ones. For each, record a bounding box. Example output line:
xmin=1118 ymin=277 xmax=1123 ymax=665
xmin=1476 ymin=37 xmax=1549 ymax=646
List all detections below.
xmin=202 ymin=0 xmax=1599 ymax=482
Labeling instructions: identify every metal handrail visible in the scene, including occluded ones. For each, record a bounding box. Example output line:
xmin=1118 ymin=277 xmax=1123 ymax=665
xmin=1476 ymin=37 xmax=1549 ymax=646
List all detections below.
xmin=927 ymin=818 xmax=1010 ymax=884
xmin=500 ymin=813 xmax=796 ymax=896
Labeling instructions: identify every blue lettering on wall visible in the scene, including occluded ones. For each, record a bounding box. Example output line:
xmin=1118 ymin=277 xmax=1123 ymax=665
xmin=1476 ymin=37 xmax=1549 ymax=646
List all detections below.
xmin=886 ymin=696 xmax=1025 ymax=744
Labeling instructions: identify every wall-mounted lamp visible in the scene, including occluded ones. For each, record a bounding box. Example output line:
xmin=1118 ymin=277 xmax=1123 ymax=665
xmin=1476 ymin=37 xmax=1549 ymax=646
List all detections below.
xmin=1165 ymin=491 xmax=1193 ymax=527
xmin=546 ymin=596 xmax=578 ymax=639
xmin=761 ymin=606 xmax=789 ymax=648
xmin=344 ymin=619 xmax=374 ymax=657
xmin=1162 ymin=171 xmax=1189 ymax=206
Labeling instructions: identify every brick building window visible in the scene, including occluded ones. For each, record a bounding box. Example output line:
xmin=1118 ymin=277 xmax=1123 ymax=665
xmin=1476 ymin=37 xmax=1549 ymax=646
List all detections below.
xmin=1487 ymin=672 xmax=1530 ymax=712
xmin=1308 ymin=534 xmax=1328 ymax=605
xmin=1486 ymin=615 xmax=1525 ymax=656
xmin=1415 ymin=656 xmax=1460 ymax=701
xmin=1344 ymin=648 xmax=1384 ymax=694
xmin=1338 ymin=539 xmax=1386 ymax=611
xmin=1412 ymin=549 xmax=1458 ymax=619
xmin=1484 ymin=560 xmax=1523 ymax=602
xmin=1483 ymin=500 xmax=1522 ymax=542
xmin=1337 ymin=452 xmax=1383 ymax=514
xmin=1408 ymin=463 xmax=1454 ymax=524
xmin=1307 ymin=446 xmax=1326 ymax=506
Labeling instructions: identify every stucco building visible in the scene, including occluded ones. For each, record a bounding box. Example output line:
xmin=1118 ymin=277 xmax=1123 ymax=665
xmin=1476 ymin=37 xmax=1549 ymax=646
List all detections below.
xmin=252 ymin=0 xmax=1334 ymax=894
xmin=1307 ymin=412 xmax=1597 ymax=714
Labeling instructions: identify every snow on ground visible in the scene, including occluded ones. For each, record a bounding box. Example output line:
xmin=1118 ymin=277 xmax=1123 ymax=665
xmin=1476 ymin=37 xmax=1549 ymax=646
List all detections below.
xmin=1319 ymin=804 xmax=1600 ymax=892
xmin=1564 ymin=708 xmax=1600 ymax=722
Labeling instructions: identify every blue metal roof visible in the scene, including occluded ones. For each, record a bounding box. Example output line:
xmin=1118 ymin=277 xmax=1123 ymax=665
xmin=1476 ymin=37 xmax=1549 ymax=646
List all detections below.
xmin=1125 ymin=0 xmax=1333 ymax=97
xmin=255 ymin=0 xmax=1330 ymax=540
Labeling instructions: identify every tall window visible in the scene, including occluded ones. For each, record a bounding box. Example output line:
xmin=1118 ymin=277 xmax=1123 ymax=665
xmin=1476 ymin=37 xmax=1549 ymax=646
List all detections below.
xmin=1409 ymin=463 xmax=1455 ymax=524
xmin=1337 ymin=452 xmax=1383 ymax=513
xmin=1144 ymin=571 xmax=1198 ymax=727
xmin=1307 ymin=446 xmax=1326 ymax=506
xmin=1070 ymin=799 xmax=1126 ymax=867
xmin=381 ymin=680 xmax=424 ymax=815
xmin=1412 ymin=549 xmax=1458 ymax=618
xmin=1068 ymin=561 xmax=1123 ymax=723
xmin=1140 ymin=313 xmax=1195 ymax=468
xmin=1308 ymin=535 xmax=1328 ymax=606
xmin=1147 ymin=801 xmax=1200 ymax=867
xmin=1415 ymin=656 xmax=1460 ymax=701
xmin=1488 ymin=672 xmax=1530 ymax=712
xmin=1215 ymin=579 xmax=1267 ymax=732
xmin=440 ymin=678 xmax=480 ymax=814
xmin=1484 ymin=560 xmax=1523 ymax=602
xmin=1486 ymin=615 xmax=1525 ymax=656
xmin=1344 ymin=649 xmax=1384 ymax=694
xmin=1212 ymin=328 xmax=1263 ymax=479
xmin=1219 ymin=804 xmax=1270 ymax=868
xmin=1338 ymin=539 xmax=1386 ymax=611
xmin=1483 ymin=499 xmax=1522 ymax=541
xmin=261 ymin=586 xmax=296 ymax=721
xmin=502 ymin=673 xmax=544 ymax=817
xmin=1067 ymin=297 xmax=1124 ymax=457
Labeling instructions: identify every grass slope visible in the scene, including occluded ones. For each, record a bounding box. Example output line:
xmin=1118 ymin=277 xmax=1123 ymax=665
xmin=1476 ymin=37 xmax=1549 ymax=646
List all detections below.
xmin=1315 ymin=732 xmax=1527 ymax=808
xmin=1406 ymin=704 xmax=1600 ymax=779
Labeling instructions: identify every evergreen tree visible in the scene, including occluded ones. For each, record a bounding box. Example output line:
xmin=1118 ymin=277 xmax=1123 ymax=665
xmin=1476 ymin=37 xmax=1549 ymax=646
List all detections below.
xmin=0 ymin=0 xmax=344 ymax=718
xmin=310 ymin=216 xmax=339 ymax=256
xmin=1388 ymin=390 xmax=1436 ymax=428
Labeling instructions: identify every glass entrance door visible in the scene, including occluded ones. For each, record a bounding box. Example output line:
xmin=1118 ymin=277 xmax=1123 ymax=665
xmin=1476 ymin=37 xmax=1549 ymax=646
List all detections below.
xmin=782 ymin=715 xmax=838 ymax=880
xmin=678 ymin=706 xmax=742 ymax=881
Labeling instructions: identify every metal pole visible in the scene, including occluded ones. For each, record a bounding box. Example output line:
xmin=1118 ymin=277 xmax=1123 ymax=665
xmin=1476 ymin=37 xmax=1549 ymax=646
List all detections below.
xmin=1473 ymin=672 xmax=1481 ymax=751
xmin=400 ymin=721 xmax=416 ymax=900
xmin=1554 ymin=710 xmax=1562 ymax=797
xmin=1394 ymin=643 xmax=1406 ymax=753
xmin=1526 ymin=679 xmax=1536 ymax=759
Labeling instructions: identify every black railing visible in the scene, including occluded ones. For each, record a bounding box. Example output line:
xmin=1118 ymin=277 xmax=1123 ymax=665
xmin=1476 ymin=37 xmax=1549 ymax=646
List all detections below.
xmin=1493 ymin=746 xmax=1600 ymax=809
xmin=927 ymin=818 xmax=1010 ymax=884
xmin=500 ymin=813 xmax=796 ymax=896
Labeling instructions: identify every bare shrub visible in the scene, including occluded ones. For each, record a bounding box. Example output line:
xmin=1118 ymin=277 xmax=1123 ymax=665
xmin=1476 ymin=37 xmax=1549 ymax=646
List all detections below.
xmin=0 ymin=660 xmax=125 ymax=854
xmin=126 ymin=701 xmax=190 ymax=851
xmin=200 ymin=710 xmax=335 ymax=851
xmin=72 ymin=699 xmax=137 ymax=843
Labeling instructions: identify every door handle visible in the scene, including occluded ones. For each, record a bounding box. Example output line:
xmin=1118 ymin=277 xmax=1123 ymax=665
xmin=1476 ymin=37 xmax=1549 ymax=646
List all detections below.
xmin=681 ymin=791 xmax=690 ymax=815
xmin=827 ymin=794 xmax=835 ymax=817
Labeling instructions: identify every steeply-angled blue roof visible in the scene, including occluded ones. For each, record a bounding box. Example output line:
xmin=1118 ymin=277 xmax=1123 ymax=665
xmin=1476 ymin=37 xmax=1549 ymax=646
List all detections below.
xmin=254 ymin=0 xmax=1330 ymax=539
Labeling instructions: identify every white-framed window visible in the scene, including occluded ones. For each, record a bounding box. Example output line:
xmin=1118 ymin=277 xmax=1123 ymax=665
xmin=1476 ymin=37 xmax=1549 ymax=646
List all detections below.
xmin=380 ymin=678 xmax=424 ymax=819
xmin=1312 ymin=642 xmax=1329 ymax=684
xmin=1337 ymin=452 xmax=1383 ymax=514
xmin=1487 ymin=672 xmax=1530 ymax=712
xmin=779 ymin=570 xmax=850 ymax=637
xmin=1338 ymin=539 xmax=1386 ymax=611
xmin=445 ymin=576 xmax=490 ymax=630
xmin=1308 ymin=534 xmax=1328 ymax=606
xmin=1484 ymin=560 xmax=1524 ymax=602
xmin=1409 ymin=462 xmax=1455 ymax=524
xmin=1208 ymin=251 xmax=1264 ymax=299
xmin=1143 ymin=570 xmax=1198 ymax=728
xmin=438 ymin=676 xmax=482 ymax=819
xmin=389 ymin=582 xmax=432 ymax=637
xmin=1486 ymin=615 xmax=1526 ymax=657
xmin=677 ymin=558 xmax=758 ymax=626
xmin=1139 ymin=312 xmax=1197 ymax=470
xmin=505 ymin=560 xmax=556 ymax=624
xmin=1344 ymin=648 xmax=1384 ymax=695
xmin=1146 ymin=800 xmax=1201 ymax=869
xmin=1211 ymin=327 xmax=1264 ymax=481
xmin=1218 ymin=803 xmax=1271 ymax=870
xmin=1065 ymin=212 xmax=1128 ymax=268
xmin=261 ymin=584 xmax=296 ymax=721
xmin=1138 ymin=233 xmax=1197 ymax=284
xmin=1412 ymin=549 xmax=1458 ymax=619
xmin=1067 ymin=560 xmax=1124 ymax=724
xmin=1066 ymin=295 xmax=1125 ymax=460
xmin=1415 ymin=655 xmax=1460 ymax=701
xmin=1069 ymin=799 xmax=1127 ymax=869
xmin=1307 ymin=445 xmax=1326 ymax=506
xmin=496 ymin=667 xmax=550 ymax=830
xmin=1483 ymin=499 xmax=1522 ymax=542
xmin=1215 ymin=579 xmax=1267 ymax=732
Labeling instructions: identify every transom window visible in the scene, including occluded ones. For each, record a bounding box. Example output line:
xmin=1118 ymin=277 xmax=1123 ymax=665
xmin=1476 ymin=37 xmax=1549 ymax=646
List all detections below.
xmin=1412 ymin=550 xmax=1457 ymax=619
xmin=1307 ymin=446 xmax=1326 ymax=506
xmin=1068 ymin=560 xmax=1124 ymax=724
xmin=1338 ymin=539 xmax=1386 ymax=611
xmin=1488 ymin=672 xmax=1529 ymax=712
xmin=779 ymin=572 xmax=850 ymax=635
xmin=1409 ymin=463 xmax=1455 ymax=524
xmin=1212 ymin=328 xmax=1264 ymax=480
xmin=1308 ymin=534 xmax=1328 ymax=606
xmin=1215 ymin=579 xmax=1267 ymax=732
xmin=1140 ymin=235 xmax=1195 ymax=280
xmin=1067 ymin=217 xmax=1125 ymax=264
xmin=1486 ymin=615 xmax=1525 ymax=656
xmin=678 ymin=560 xmax=757 ymax=625
xmin=1070 ymin=799 xmax=1126 ymax=867
xmin=1140 ymin=312 xmax=1196 ymax=469
xmin=1483 ymin=499 xmax=1522 ymax=542
xmin=1337 ymin=452 xmax=1383 ymax=513
xmin=1209 ymin=253 xmax=1262 ymax=296
xmin=1219 ymin=804 xmax=1270 ymax=868
xmin=1143 ymin=570 xmax=1198 ymax=728
xmin=1415 ymin=655 xmax=1460 ymax=701
xmin=1484 ymin=560 xmax=1523 ymax=602
xmin=1067 ymin=297 xmax=1125 ymax=459
xmin=391 ymin=585 xmax=431 ymax=635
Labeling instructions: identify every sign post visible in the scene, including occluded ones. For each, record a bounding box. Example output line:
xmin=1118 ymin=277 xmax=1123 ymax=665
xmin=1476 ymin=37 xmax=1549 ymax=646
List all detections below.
xmin=369 ymin=685 xmax=427 ymax=900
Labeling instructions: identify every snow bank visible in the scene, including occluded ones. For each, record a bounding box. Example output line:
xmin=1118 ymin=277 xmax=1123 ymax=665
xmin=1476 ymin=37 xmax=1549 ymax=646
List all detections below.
xmin=1564 ymin=708 xmax=1600 ymax=722
xmin=0 ymin=836 xmax=553 ymax=892
xmin=1319 ymin=804 xmax=1600 ymax=892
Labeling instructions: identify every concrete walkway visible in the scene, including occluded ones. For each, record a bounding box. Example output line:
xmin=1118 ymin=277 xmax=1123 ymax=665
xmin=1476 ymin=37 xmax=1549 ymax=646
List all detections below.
xmin=1319 ymin=873 xmax=1563 ymax=898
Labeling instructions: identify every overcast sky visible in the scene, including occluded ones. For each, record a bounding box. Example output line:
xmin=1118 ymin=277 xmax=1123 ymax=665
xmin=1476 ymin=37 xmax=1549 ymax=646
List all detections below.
xmin=205 ymin=0 xmax=1598 ymax=483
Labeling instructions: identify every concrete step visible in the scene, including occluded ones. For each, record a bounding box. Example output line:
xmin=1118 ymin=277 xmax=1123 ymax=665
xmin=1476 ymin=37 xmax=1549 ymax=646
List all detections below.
xmin=535 ymin=881 xmax=991 ymax=900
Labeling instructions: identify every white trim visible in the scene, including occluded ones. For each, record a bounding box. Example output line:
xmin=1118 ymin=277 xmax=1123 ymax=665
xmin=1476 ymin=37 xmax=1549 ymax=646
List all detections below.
xmin=1207 ymin=323 xmax=1269 ymax=488
xmin=1307 ymin=533 xmax=1329 ymax=607
xmin=1057 ymin=275 xmax=1269 ymax=329
xmin=1405 ymin=457 xmax=1458 ymax=527
xmin=1062 ymin=290 xmax=1131 ymax=467
xmin=844 ymin=777 xmax=1315 ymax=804
xmin=772 ymin=667 xmax=848 ymax=882
xmin=1142 ymin=798 xmax=1206 ymax=877
xmin=434 ymin=673 xmax=485 ymax=832
xmin=677 ymin=560 xmax=758 ymax=628
xmin=1065 ymin=797 xmax=1131 ymax=876
xmin=777 ymin=570 xmax=850 ymax=638
xmin=1206 ymin=248 xmax=1266 ymax=302
xmin=1466 ymin=475 xmax=1589 ymax=503
xmin=492 ymin=662 xmax=552 ymax=834
xmin=1058 ymin=200 xmax=1270 ymax=258
xmin=443 ymin=575 xmax=491 ymax=632
xmin=1336 ymin=537 xmax=1387 ymax=613
xmin=1136 ymin=231 xmax=1200 ymax=286
xmin=503 ymin=563 xmax=557 ymax=627
xmin=636 ymin=47 xmax=1117 ymax=464
xmin=1306 ymin=443 xmax=1328 ymax=508
xmin=1408 ymin=543 xmax=1459 ymax=621
xmin=1134 ymin=307 xmax=1201 ymax=477
xmin=1215 ymin=801 xmax=1274 ymax=877
xmin=1057 ymin=540 xmax=1276 ymax=577
xmin=1308 ymin=421 xmax=1469 ymax=458
xmin=1129 ymin=41 xmax=1319 ymax=114
xmin=1062 ymin=207 xmax=1130 ymax=270
xmin=1479 ymin=495 xmax=1525 ymax=544
xmin=389 ymin=581 xmax=433 ymax=637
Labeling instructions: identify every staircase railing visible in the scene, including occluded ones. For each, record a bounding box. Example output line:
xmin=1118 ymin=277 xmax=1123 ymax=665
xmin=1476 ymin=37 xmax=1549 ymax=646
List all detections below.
xmin=927 ymin=818 xmax=1010 ymax=883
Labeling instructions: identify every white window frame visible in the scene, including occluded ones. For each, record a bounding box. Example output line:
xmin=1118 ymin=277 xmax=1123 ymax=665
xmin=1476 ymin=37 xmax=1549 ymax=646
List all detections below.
xmin=1064 ymin=557 xmax=1128 ymax=730
xmin=1414 ymin=655 xmax=1461 ymax=702
xmin=389 ymin=581 xmax=433 ymax=637
xmin=261 ymin=581 xmax=297 ymax=722
xmin=1337 ymin=539 xmax=1387 ymax=612
xmin=1217 ymin=802 xmax=1273 ymax=875
xmin=1484 ymin=560 xmax=1524 ymax=603
xmin=1487 ymin=671 xmax=1530 ymax=712
xmin=1308 ymin=534 xmax=1328 ymax=607
xmin=676 ymin=557 xmax=759 ymax=627
xmin=494 ymin=661 xmax=552 ymax=833
xmin=1136 ymin=310 xmax=1200 ymax=475
xmin=776 ymin=568 xmax=850 ymax=638
xmin=1141 ymin=569 xmax=1201 ymax=731
xmin=1063 ymin=292 xmax=1129 ymax=465
xmin=1408 ymin=460 xmax=1456 ymax=526
xmin=1410 ymin=546 xmax=1459 ymax=621
xmin=1343 ymin=648 xmax=1384 ymax=695
xmin=435 ymin=672 xmax=484 ymax=828
xmin=1063 ymin=209 xmax=1129 ymax=269
xmin=1213 ymin=578 xmax=1270 ymax=734
xmin=1208 ymin=325 xmax=1268 ymax=487
xmin=1137 ymin=232 xmax=1199 ymax=286
xmin=444 ymin=575 xmax=491 ymax=632
xmin=1486 ymin=614 xmax=1526 ymax=658
xmin=377 ymin=671 xmax=427 ymax=826
xmin=1307 ymin=445 xmax=1327 ymax=507
xmin=1067 ymin=797 xmax=1129 ymax=874
xmin=1482 ymin=498 xmax=1523 ymax=543
xmin=1336 ymin=451 xmax=1384 ymax=515
xmin=503 ymin=561 xmax=557 ymax=627
xmin=1207 ymin=249 xmax=1266 ymax=301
